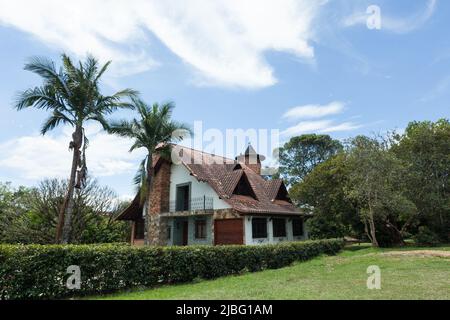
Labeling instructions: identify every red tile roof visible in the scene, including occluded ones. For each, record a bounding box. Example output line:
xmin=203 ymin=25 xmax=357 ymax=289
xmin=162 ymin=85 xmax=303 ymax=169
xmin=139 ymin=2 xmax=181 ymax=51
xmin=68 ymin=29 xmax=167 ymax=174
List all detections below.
xmin=173 ymin=145 xmax=302 ymax=215
xmin=117 ymin=145 xmax=303 ymax=220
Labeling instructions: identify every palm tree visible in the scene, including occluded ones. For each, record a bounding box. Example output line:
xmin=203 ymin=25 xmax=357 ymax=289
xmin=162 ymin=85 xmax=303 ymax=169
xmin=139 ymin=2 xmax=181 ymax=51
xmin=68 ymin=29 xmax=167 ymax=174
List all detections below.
xmin=15 ymin=54 xmax=137 ymax=243
xmin=108 ymin=98 xmax=191 ymax=245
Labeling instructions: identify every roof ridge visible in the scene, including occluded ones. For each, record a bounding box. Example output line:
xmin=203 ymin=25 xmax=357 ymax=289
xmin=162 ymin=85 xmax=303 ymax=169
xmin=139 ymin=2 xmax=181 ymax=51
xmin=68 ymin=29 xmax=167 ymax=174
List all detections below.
xmin=172 ymin=144 xmax=235 ymax=162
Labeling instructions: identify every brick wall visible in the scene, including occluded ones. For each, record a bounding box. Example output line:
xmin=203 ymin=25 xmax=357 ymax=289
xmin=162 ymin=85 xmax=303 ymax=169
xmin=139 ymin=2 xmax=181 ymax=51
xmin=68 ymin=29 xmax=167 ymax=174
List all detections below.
xmin=149 ymin=158 xmax=171 ymax=215
xmin=147 ymin=157 xmax=171 ymax=245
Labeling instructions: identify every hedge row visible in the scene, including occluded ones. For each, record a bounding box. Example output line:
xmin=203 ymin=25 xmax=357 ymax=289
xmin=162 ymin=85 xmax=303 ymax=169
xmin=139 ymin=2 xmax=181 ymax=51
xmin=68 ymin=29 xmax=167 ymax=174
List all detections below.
xmin=0 ymin=239 xmax=345 ymax=300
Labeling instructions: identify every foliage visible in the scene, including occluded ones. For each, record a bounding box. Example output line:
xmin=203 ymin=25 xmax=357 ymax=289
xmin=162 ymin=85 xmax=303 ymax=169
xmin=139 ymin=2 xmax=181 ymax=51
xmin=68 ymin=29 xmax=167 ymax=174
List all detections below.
xmin=391 ymin=119 xmax=450 ymax=242
xmin=343 ymin=136 xmax=417 ymax=247
xmin=0 ymin=239 xmax=344 ymax=300
xmin=413 ymin=226 xmax=441 ymax=247
xmin=0 ymin=179 xmax=130 ymax=244
xmin=290 ymin=154 xmax=363 ymax=239
xmin=278 ymin=134 xmax=343 ymax=186
xmin=95 ymin=244 xmax=450 ymax=300
xmin=14 ymin=54 xmax=137 ymax=243
xmin=108 ymin=98 xmax=191 ymax=244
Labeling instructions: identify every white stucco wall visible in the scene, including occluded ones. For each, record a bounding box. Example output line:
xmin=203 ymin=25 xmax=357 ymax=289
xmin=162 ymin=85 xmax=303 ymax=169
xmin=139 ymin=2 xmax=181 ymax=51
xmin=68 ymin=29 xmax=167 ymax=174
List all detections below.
xmin=244 ymin=216 xmax=308 ymax=245
xmin=169 ymin=164 xmax=231 ymax=210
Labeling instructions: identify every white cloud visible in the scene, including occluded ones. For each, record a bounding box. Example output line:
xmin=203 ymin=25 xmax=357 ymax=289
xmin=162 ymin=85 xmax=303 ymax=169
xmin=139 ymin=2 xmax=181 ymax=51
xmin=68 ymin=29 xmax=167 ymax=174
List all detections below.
xmin=0 ymin=124 xmax=145 ymax=180
xmin=282 ymin=101 xmax=345 ymax=120
xmin=281 ymin=119 xmax=361 ymax=137
xmin=343 ymin=0 xmax=437 ymax=34
xmin=0 ymin=0 xmax=324 ymax=88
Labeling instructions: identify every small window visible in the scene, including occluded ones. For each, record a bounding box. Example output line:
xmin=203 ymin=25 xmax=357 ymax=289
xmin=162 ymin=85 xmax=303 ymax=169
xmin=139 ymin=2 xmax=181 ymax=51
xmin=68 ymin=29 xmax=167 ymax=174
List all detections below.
xmin=135 ymin=220 xmax=145 ymax=240
xmin=252 ymin=218 xmax=267 ymax=239
xmin=292 ymin=219 xmax=304 ymax=237
xmin=195 ymin=219 xmax=207 ymax=239
xmin=273 ymin=218 xmax=286 ymax=237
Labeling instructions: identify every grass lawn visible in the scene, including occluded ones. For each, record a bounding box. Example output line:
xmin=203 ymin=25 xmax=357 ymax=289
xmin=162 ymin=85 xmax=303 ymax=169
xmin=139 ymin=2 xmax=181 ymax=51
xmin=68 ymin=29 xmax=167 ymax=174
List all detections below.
xmin=91 ymin=244 xmax=450 ymax=300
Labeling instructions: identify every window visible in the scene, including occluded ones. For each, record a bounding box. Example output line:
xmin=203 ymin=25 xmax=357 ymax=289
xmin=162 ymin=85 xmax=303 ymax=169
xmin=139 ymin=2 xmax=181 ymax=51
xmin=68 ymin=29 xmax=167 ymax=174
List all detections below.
xmin=195 ymin=219 xmax=207 ymax=239
xmin=252 ymin=218 xmax=267 ymax=239
xmin=292 ymin=219 xmax=304 ymax=237
xmin=273 ymin=218 xmax=286 ymax=237
xmin=135 ymin=220 xmax=145 ymax=239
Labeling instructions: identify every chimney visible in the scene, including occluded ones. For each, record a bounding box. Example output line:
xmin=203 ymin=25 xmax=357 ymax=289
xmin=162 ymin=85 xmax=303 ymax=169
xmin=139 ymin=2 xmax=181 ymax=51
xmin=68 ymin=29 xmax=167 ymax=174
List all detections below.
xmin=235 ymin=144 xmax=265 ymax=175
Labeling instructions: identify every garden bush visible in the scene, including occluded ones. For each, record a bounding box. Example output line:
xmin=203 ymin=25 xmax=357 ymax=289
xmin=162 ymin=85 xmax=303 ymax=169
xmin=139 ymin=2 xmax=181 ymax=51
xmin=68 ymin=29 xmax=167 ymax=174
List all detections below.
xmin=0 ymin=239 xmax=344 ymax=300
xmin=413 ymin=226 xmax=441 ymax=246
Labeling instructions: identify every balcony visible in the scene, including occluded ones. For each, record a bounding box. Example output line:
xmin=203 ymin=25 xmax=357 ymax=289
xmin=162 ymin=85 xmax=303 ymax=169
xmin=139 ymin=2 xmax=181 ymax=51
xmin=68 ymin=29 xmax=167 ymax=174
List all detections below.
xmin=169 ymin=196 xmax=214 ymax=214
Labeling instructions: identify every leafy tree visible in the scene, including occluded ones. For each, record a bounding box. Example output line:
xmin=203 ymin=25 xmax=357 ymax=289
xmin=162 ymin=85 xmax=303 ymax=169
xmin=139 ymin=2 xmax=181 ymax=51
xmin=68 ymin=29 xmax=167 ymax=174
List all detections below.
xmin=344 ymin=136 xmax=416 ymax=247
xmin=15 ymin=54 xmax=137 ymax=243
xmin=290 ymin=154 xmax=362 ymax=239
xmin=0 ymin=178 xmax=130 ymax=244
xmin=391 ymin=119 xmax=450 ymax=241
xmin=0 ymin=182 xmax=32 ymax=242
xmin=278 ymin=134 xmax=343 ymax=186
xmin=108 ymin=98 xmax=191 ymax=245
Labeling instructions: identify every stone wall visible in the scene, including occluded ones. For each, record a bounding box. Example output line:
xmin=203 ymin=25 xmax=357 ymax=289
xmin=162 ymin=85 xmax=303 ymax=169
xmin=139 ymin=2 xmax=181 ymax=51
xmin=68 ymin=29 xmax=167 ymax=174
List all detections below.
xmin=148 ymin=158 xmax=171 ymax=245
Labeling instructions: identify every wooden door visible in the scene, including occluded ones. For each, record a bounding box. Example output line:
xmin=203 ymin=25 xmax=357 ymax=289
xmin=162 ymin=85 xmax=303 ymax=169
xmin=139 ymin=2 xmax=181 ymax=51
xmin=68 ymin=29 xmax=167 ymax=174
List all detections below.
xmin=182 ymin=221 xmax=188 ymax=246
xmin=214 ymin=219 xmax=244 ymax=245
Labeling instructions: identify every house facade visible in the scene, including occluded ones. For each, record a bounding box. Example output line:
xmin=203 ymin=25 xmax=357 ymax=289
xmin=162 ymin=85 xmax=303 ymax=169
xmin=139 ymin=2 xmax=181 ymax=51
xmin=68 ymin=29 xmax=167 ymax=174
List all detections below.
xmin=117 ymin=145 xmax=307 ymax=246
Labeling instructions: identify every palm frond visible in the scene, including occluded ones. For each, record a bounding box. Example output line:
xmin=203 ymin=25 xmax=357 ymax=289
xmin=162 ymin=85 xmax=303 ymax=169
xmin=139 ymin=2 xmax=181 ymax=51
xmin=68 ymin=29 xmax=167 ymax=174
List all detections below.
xmin=41 ymin=111 xmax=73 ymax=135
xmin=24 ymin=56 xmax=71 ymax=98
xmin=15 ymin=86 xmax=66 ymax=111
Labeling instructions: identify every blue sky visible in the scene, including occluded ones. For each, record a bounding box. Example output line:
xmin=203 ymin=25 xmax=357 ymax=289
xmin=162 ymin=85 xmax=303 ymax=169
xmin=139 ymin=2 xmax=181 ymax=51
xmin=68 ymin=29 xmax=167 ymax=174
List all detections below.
xmin=0 ymin=0 xmax=448 ymax=198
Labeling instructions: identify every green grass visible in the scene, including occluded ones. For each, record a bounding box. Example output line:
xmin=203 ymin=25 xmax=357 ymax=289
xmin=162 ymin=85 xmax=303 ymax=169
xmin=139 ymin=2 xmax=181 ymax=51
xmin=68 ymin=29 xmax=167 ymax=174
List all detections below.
xmin=91 ymin=244 xmax=450 ymax=300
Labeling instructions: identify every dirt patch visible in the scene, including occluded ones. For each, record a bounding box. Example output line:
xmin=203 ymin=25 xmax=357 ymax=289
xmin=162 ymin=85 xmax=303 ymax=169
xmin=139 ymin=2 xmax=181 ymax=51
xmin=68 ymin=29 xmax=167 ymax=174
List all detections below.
xmin=381 ymin=250 xmax=450 ymax=258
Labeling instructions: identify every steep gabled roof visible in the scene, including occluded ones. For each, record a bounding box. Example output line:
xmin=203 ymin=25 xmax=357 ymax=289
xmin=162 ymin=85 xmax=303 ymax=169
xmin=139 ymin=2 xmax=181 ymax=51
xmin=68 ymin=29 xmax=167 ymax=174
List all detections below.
xmin=174 ymin=145 xmax=301 ymax=215
xmin=118 ymin=145 xmax=303 ymax=220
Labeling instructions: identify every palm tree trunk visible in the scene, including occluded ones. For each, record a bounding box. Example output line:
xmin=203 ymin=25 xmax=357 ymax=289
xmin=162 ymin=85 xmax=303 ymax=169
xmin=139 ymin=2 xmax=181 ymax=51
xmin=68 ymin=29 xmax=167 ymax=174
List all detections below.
xmin=144 ymin=154 xmax=153 ymax=245
xmin=55 ymin=126 xmax=82 ymax=244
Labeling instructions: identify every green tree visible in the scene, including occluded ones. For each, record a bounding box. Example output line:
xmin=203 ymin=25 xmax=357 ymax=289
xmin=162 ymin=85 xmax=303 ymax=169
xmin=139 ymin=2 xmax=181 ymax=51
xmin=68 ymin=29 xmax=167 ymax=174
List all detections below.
xmin=344 ymin=136 xmax=416 ymax=247
xmin=108 ymin=98 xmax=191 ymax=245
xmin=15 ymin=54 xmax=137 ymax=243
xmin=0 ymin=178 xmax=130 ymax=244
xmin=391 ymin=119 xmax=450 ymax=241
xmin=278 ymin=134 xmax=343 ymax=186
xmin=290 ymin=154 xmax=362 ymax=239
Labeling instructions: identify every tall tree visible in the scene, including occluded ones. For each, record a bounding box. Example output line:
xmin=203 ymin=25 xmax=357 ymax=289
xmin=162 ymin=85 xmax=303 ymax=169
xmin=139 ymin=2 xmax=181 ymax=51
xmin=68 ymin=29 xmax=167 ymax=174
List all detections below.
xmin=344 ymin=136 xmax=416 ymax=247
xmin=108 ymin=98 xmax=191 ymax=245
xmin=278 ymin=134 xmax=343 ymax=186
xmin=391 ymin=119 xmax=450 ymax=241
xmin=15 ymin=54 xmax=137 ymax=243
xmin=290 ymin=154 xmax=362 ymax=239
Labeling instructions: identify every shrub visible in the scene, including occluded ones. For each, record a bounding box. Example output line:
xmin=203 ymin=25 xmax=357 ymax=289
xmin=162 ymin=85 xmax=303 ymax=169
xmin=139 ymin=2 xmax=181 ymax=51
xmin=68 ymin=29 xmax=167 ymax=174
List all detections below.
xmin=413 ymin=226 xmax=441 ymax=246
xmin=0 ymin=239 xmax=344 ymax=300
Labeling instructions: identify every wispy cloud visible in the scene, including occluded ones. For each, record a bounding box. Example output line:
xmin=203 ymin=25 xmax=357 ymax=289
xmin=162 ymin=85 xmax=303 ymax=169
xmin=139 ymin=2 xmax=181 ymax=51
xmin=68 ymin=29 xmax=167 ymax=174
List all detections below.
xmin=343 ymin=0 xmax=437 ymax=34
xmin=281 ymin=120 xmax=361 ymax=136
xmin=281 ymin=101 xmax=363 ymax=137
xmin=0 ymin=124 xmax=145 ymax=181
xmin=282 ymin=101 xmax=345 ymax=120
xmin=0 ymin=0 xmax=324 ymax=88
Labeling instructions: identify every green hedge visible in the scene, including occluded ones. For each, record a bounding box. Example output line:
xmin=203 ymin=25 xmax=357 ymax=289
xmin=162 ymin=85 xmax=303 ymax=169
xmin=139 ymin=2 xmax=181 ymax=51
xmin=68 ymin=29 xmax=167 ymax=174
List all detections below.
xmin=0 ymin=239 xmax=344 ymax=300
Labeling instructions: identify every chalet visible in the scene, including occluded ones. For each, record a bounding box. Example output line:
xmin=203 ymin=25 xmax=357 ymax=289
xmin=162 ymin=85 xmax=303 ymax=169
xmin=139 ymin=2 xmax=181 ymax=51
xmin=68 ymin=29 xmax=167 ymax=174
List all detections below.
xmin=117 ymin=144 xmax=308 ymax=246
